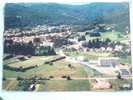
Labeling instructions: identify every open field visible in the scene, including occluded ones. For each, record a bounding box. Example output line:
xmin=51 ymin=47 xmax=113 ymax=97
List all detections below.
xmin=36 ymin=80 xmax=91 ymax=91
xmin=3 ymin=56 xmax=91 ymax=78
xmin=3 ymin=78 xmax=132 ymax=91
xmin=2 ymin=55 xmax=106 ymax=91
xmin=4 ymin=56 xmax=58 ymax=68
xmin=108 ymin=79 xmax=132 ymax=91
xmin=65 ymin=51 xmax=113 ymax=60
xmin=119 ymin=56 xmax=132 ymax=65
xmin=86 ymin=32 xmax=129 ymax=42
xmin=3 ymin=79 xmax=18 ymax=91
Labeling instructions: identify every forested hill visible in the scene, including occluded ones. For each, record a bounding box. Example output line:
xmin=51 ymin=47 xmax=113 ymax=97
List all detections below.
xmin=4 ymin=2 xmax=130 ymax=30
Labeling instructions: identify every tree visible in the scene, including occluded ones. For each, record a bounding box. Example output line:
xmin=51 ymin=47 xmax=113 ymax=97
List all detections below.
xmin=33 ymin=38 xmax=41 ymax=43
xmin=78 ymin=35 xmax=86 ymax=41
xmin=117 ymin=72 xmax=122 ymax=80
xmin=49 ymin=62 xmax=53 ymax=66
xmin=105 ymin=38 xmax=111 ymax=43
xmin=68 ymin=64 xmax=72 ymax=68
xmin=3 ymin=77 xmax=6 ymax=81
xmin=67 ymin=76 xmax=72 ymax=80
xmin=18 ymin=79 xmax=35 ymax=91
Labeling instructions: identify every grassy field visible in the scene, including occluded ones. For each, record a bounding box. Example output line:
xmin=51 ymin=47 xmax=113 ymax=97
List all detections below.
xmin=109 ymin=79 xmax=132 ymax=91
xmin=4 ymin=51 xmax=129 ymax=79
xmin=3 ymin=54 xmax=103 ymax=91
xmin=4 ymin=78 xmax=132 ymax=91
xmin=119 ymin=56 xmax=132 ymax=65
xmin=3 ymin=79 xmax=18 ymax=91
xmin=3 ymin=56 xmax=91 ymax=78
xmin=4 ymin=56 xmax=58 ymax=68
xmin=37 ymin=80 xmax=91 ymax=91
xmin=3 ymin=80 xmax=91 ymax=91
xmin=86 ymin=32 xmax=129 ymax=42
xmin=65 ymin=51 xmax=113 ymax=60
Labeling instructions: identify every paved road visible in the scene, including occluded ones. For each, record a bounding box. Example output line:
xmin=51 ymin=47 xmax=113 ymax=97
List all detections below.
xmin=81 ymin=62 xmax=118 ymax=75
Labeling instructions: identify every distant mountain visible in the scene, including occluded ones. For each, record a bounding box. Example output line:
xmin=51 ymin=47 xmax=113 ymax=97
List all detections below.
xmin=4 ymin=2 xmax=130 ymax=31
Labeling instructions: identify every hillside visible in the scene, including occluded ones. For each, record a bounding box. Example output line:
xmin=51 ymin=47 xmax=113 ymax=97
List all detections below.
xmin=4 ymin=2 xmax=130 ymax=32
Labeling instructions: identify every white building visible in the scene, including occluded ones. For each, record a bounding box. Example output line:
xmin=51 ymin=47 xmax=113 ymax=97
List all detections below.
xmin=98 ymin=57 xmax=120 ymax=67
xmin=76 ymin=56 xmax=88 ymax=62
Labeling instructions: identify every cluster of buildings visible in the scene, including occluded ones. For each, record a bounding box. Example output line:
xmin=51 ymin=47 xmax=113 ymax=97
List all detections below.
xmin=4 ymin=29 xmax=72 ymax=48
xmin=65 ymin=38 xmax=128 ymax=53
xmin=4 ymin=24 xmax=121 ymax=48
xmin=4 ymin=25 xmax=72 ymax=35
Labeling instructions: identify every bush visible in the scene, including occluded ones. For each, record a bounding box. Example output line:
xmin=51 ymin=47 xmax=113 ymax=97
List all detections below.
xmin=17 ymin=76 xmax=24 ymax=81
xmin=62 ymin=75 xmax=67 ymax=78
xmin=3 ymin=77 xmax=6 ymax=81
xmin=49 ymin=76 xmax=54 ymax=78
xmin=49 ymin=62 xmax=53 ymax=66
xmin=67 ymin=76 xmax=72 ymax=80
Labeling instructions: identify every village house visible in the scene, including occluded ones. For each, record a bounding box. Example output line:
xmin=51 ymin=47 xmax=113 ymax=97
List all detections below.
xmin=100 ymin=47 xmax=106 ymax=51
xmin=76 ymin=56 xmax=88 ymax=62
xmin=89 ymin=60 xmax=98 ymax=65
xmin=114 ymin=45 xmax=123 ymax=51
xmin=68 ymin=38 xmax=79 ymax=44
xmin=106 ymin=47 xmax=113 ymax=52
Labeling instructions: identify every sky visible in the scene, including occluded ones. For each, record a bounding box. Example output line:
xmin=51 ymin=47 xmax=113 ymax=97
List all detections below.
xmin=0 ymin=0 xmax=133 ymax=100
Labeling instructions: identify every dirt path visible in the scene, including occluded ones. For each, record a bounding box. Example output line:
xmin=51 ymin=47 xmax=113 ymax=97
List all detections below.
xmin=5 ymin=80 xmax=17 ymax=90
xmin=35 ymin=84 xmax=40 ymax=91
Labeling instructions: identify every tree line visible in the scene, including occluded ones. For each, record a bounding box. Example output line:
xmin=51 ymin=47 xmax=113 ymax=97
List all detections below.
xmin=4 ymin=40 xmax=56 ymax=56
xmin=82 ymin=38 xmax=113 ymax=48
xmin=4 ymin=65 xmax=37 ymax=72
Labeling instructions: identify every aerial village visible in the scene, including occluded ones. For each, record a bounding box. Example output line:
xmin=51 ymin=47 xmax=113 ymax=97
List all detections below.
xmin=3 ymin=23 xmax=132 ymax=91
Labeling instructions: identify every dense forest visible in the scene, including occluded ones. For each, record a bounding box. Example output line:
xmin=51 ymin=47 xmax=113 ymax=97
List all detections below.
xmin=4 ymin=2 xmax=130 ymax=32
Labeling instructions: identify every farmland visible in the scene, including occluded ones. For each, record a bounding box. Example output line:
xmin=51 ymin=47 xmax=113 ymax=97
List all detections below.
xmin=3 ymin=56 xmax=89 ymax=78
xmin=3 ymin=55 xmax=95 ymax=91
xmin=36 ymin=80 xmax=91 ymax=91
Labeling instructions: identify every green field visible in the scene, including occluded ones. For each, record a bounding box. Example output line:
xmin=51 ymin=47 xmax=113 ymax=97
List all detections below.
xmin=119 ymin=56 xmax=132 ymax=65
xmin=4 ymin=56 xmax=58 ymax=67
xmin=3 ymin=80 xmax=91 ymax=91
xmin=37 ymin=80 xmax=91 ymax=91
xmin=3 ymin=56 xmax=91 ymax=79
xmin=86 ymin=32 xmax=129 ymax=42
xmin=109 ymin=79 xmax=132 ymax=91
xmin=65 ymin=51 xmax=113 ymax=60
xmin=3 ymin=79 xmax=18 ymax=91
xmin=3 ymin=54 xmax=103 ymax=91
